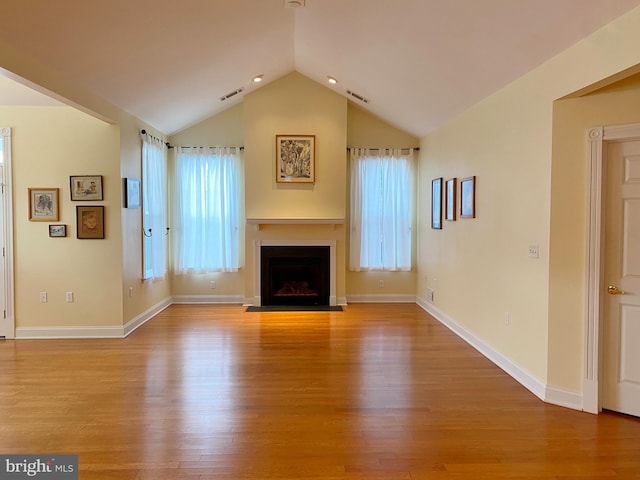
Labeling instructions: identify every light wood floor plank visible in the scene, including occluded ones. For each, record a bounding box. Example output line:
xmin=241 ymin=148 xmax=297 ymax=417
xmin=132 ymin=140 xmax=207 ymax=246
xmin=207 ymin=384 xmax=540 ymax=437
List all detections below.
xmin=1 ymin=303 xmax=639 ymax=479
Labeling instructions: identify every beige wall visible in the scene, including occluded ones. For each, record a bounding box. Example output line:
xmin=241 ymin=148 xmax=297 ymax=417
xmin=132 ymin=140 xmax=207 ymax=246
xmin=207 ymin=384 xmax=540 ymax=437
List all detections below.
xmin=168 ymin=75 xmax=420 ymax=303
xmin=243 ymin=72 xmax=347 ymax=302
xmin=0 ymin=46 xmax=172 ymax=331
xmin=419 ymin=6 xmax=640 ymax=390
xmin=168 ymin=104 xmax=245 ymax=299
xmin=0 ymin=106 xmax=123 ymax=328
xmin=548 ymin=77 xmax=640 ymax=390
xmin=346 ymin=103 xmax=419 ymax=298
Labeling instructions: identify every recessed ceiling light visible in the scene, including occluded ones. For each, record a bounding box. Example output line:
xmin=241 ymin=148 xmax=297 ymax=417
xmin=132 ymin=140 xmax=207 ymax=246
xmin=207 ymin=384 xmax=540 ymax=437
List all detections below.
xmin=327 ymin=76 xmax=338 ymax=85
xmin=285 ymin=0 xmax=305 ymax=7
xmin=253 ymin=74 xmax=264 ymax=83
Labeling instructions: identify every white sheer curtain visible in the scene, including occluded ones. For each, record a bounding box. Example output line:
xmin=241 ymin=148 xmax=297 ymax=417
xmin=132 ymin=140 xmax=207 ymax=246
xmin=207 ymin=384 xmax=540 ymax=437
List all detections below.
xmin=141 ymin=134 xmax=168 ymax=280
xmin=350 ymin=148 xmax=414 ymax=271
xmin=174 ymin=146 xmax=241 ymax=273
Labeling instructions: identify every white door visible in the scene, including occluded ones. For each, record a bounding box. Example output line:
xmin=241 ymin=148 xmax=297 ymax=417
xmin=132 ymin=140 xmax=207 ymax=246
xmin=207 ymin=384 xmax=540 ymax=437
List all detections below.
xmin=603 ymin=139 xmax=640 ymax=417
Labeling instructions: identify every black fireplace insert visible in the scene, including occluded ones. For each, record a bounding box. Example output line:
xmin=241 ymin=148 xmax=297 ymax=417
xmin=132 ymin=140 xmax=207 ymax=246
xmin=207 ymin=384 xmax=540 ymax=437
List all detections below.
xmin=260 ymin=245 xmax=330 ymax=306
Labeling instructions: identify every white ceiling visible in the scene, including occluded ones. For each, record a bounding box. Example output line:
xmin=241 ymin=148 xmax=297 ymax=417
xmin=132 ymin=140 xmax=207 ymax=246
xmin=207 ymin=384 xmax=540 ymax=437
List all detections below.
xmin=1 ymin=0 xmax=639 ymax=137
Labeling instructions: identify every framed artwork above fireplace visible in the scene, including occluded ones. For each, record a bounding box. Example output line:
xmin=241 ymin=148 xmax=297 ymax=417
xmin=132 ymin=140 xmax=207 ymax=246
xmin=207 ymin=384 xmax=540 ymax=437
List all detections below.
xmin=276 ymin=134 xmax=315 ymax=183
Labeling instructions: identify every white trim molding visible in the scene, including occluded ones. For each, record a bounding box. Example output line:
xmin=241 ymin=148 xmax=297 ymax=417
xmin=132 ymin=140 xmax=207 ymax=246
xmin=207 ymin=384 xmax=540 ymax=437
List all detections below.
xmin=583 ymin=122 xmax=640 ymax=413
xmin=124 ymin=297 xmax=172 ymax=336
xmin=172 ymin=295 xmax=245 ymax=304
xmin=16 ymin=297 xmax=172 ymax=339
xmin=15 ymin=325 xmax=126 ymax=339
xmin=347 ymin=294 xmax=416 ymax=303
xmin=417 ymin=296 xmax=582 ymax=411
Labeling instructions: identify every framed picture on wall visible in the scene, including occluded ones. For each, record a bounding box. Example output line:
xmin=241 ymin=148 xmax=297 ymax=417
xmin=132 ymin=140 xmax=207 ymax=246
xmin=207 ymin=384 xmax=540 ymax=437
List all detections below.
xmin=123 ymin=177 xmax=140 ymax=208
xmin=70 ymin=175 xmax=103 ymax=201
xmin=48 ymin=224 xmax=67 ymax=237
xmin=431 ymin=177 xmax=443 ymax=229
xmin=460 ymin=176 xmax=476 ymax=218
xmin=445 ymin=177 xmax=457 ymax=221
xmin=76 ymin=205 xmax=105 ymax=239
xmin=276 ymin=134 xmax=315 ymax=183
xmin=28 ymin=187 xmax=59 ymax=222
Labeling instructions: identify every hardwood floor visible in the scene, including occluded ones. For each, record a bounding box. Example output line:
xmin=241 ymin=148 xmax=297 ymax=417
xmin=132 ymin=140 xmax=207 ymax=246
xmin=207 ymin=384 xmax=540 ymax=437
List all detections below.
xmin=1 ymin=303 xmax=639 ymax=479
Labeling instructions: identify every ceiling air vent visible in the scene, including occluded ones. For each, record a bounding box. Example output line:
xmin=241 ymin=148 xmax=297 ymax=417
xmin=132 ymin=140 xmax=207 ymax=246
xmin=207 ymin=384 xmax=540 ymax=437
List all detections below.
xmin=220 ymin=87 xmax=244 ymax=102
xmin=347 ymin=90 xmax=370 ymax=104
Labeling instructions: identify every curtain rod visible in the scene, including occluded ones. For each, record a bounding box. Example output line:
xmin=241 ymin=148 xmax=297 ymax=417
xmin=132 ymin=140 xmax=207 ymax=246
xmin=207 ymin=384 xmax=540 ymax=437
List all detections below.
xmin=140 ymin=129 xmax=170 ymax=148
xmin=166 ymin=144 xmax=244 ymax=150
xmin=140 ymin=131 xmax=244 ymax=150
xmin=347 ymin=147 xmax=419 ymax=152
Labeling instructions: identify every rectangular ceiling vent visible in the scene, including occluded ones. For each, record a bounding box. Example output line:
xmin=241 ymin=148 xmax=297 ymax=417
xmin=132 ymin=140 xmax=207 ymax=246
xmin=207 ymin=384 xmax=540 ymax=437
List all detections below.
xmin=220 ymin=87 xmax=244 ymax=102
xmin=347 ymin=90 xmax=370 ymax=104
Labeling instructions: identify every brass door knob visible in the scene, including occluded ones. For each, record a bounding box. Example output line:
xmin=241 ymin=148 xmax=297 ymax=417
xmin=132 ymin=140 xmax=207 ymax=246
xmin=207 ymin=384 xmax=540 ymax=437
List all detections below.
xmin=608 ymin=285 xmax=625 ymax=295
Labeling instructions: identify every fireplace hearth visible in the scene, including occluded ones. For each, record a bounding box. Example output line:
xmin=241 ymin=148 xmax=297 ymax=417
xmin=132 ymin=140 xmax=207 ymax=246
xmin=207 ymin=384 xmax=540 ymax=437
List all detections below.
xmin=260 ymin=245 xmax=330 ymax=306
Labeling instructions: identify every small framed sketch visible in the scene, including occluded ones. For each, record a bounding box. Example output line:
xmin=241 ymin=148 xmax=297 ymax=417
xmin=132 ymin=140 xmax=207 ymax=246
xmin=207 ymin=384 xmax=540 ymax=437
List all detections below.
xmin=460 ymin=176 xmax=476 ymax=219
xmin=123 ymin=177 xmax=140 ymax=208
xmin=276 ymin=134 xmax=315 ymax=183
xmin=70 ymin=175 xmax=103 ymax=201
xmin=76 ymin=205 xmax=105 ymax=239
xmin=28 ymin=188 xmax=59 ymax=221
xmin=445 ymin=178 xmax=457 ymax=221
xmin=48 ymin=224 xmax=67 ymax=237
xmin=431 ymin=177 xmax=443 ymax=229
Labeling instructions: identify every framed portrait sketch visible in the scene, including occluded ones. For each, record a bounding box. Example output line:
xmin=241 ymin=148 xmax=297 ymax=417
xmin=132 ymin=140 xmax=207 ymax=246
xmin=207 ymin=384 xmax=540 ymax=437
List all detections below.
xmin=431 ymin=177 xmax=443 ymax=229
xmin=70 ymin=175 xmax=103 ymax=201
xmin=460 ymin=176 xmax=476 ymax=219
xmin=445 ymin=177 xmax=457 ymax=221
xmin=76 ymin=205 xmax=105 ymax=239
xmin=28 ymin=188 xmax=59 ymax=221
xmin=48 ymin=224 xmax=66 ymax=237
xmin=123 ymin=177 xmax=140 ymax=208
xmin=276 ymin=135 xmax=315 ymax=183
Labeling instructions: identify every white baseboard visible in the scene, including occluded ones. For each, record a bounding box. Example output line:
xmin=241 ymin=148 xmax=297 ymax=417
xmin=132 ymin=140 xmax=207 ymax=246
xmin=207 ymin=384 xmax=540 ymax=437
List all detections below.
xmin=545 ymin=385 xmax=583 ymax=411
xmin=15 ymin=325 xmax=125 ymax=339
xmin=15 ymin=297 xmax=173 ymax=339
xmin=347 ymin=294 xmax=416 ymax=303
xmin=416 ymin=296 xmax=582 ymax=411
xmin=123 ymin=297 xmax=172 ymax=337
xmin=172 ymin=295 xmax=245 ymax=304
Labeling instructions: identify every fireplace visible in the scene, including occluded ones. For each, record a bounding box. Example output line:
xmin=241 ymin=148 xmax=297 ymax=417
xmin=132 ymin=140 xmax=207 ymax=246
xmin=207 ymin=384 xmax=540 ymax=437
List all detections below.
xmin=260 ymin=245 xmax=330 ymax=306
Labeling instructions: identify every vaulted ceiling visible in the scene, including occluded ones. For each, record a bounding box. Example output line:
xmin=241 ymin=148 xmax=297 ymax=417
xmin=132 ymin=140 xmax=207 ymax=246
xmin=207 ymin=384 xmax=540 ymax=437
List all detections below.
xmin=2 ymin=0 xmax=640 ymax=137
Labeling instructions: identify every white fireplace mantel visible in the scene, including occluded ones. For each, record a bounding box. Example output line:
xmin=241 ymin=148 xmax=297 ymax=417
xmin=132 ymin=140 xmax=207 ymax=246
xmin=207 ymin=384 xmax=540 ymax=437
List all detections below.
xmin=246 ymin=217 xmax=344 ymax=230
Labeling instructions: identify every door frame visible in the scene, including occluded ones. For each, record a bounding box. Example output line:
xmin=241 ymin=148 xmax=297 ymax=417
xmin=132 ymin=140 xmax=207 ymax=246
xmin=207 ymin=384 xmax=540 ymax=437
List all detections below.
xmin=0 ymin=127 xmax=14 ymax=339
xmin=584 ymin=123 xmax=640 ymax=413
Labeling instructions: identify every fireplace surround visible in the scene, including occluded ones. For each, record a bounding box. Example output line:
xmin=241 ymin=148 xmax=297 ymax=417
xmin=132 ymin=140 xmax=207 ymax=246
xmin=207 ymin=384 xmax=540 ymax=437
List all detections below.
xmin=253 ymin=239 xmax=337 ymax=306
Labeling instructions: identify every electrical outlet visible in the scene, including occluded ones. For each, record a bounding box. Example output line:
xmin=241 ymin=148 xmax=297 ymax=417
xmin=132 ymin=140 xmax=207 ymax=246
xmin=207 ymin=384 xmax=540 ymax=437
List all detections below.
xmin=129 ymin=287 xmax=133 ymax=298
xmin=66 ymin=291 xmax=74 ymax=302
xmin=210 ymin=281 xmax=217 ymax=289
xmin=39 ymin=292 xmax=47 ymax=303
xmin=528 ymin=244 xmax=539 ymax=259
xmin=379 ymin=280 xmax=384 ymax=288
xmin=504 ymin=311 xmax=510 ymax=326
xmin=427 ymin=288 xmax=434 ymax=303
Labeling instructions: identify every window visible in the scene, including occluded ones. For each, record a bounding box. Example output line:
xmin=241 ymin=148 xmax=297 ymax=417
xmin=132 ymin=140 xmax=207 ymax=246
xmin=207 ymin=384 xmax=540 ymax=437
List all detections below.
xmin=141 ymin=134 xmax=168 ymax=280
xmin=349 ymin=148 xmax=414 ymax=271
xmin=174 ymin=146 xmax=241 ymax=273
